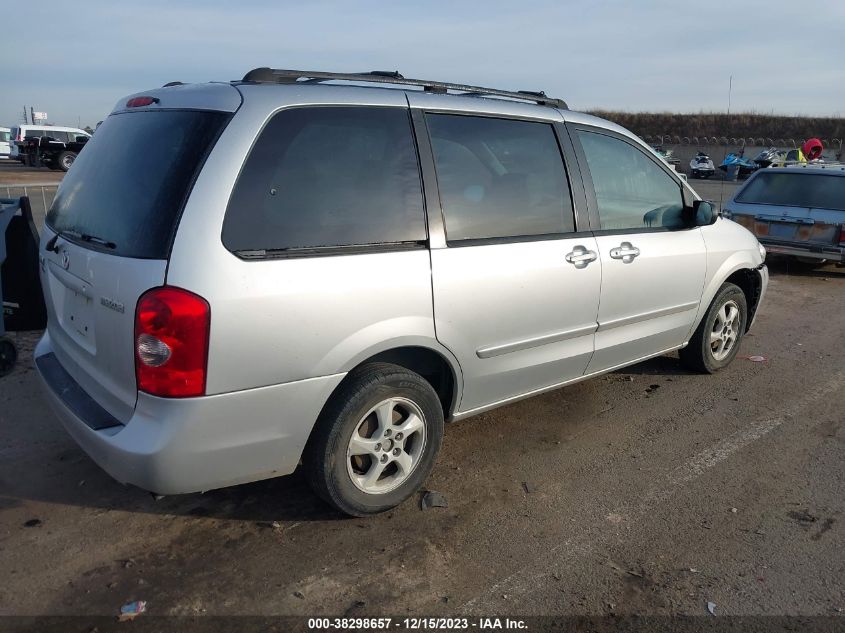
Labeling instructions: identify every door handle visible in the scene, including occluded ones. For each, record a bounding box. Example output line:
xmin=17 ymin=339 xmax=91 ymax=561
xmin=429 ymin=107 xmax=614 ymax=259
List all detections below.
xmin=565 ymin=246 xmax=598 ymax=268
xmin=609 ymin=242 xmax=640 ymax=263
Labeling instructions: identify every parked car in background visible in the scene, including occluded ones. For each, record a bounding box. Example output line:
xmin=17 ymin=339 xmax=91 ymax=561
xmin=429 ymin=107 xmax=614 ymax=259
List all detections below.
xmin=0 ymin=127 xmax=11 ymax=158
xmin=20 ymin=133 xmax=90 ymax=171
xmin=9 ymin=125 xmax=90 ymax=164
xmin=35 ymin=69 xmax=768 ymax=516
xmin=725 ymin=165 xmax=845 ymax=268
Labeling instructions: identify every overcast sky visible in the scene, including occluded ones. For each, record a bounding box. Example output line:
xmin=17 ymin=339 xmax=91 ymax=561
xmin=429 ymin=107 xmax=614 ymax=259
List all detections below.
xmin=2 ymin=0 xmax=843 ymax=128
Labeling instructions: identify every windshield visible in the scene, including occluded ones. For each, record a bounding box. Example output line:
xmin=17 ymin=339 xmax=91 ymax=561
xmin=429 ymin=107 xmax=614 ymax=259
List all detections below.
xmin=736 ymin=172 xmax=845 ymax=211
xmin=46 ymin=110 xmax=229 ymax=258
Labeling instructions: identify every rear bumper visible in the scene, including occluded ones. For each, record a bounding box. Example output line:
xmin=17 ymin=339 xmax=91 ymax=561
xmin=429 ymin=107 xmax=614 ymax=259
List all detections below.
xmin=758 ymin=238 xmax=844 ymax=263
xmin=34 ymin=332 xmax=345 ymax=494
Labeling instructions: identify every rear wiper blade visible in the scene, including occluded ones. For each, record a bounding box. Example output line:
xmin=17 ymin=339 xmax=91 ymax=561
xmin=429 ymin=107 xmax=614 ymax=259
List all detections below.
xmin=46 ymin=229 xmax=83 ymax=252
xmin=46 ymin=229 xmax=116 ymax=251
xmin=79 ymin=233 xmax=117 ymax=249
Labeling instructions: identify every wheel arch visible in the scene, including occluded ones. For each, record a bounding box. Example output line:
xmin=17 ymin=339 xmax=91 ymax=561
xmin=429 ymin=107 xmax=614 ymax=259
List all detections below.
xmin=322 ymin=340 xmax=464 ymax=421
xmin=687 ymin=256 xmax=764 ymax=341
xmin=724 ymin=268 xmax=764 ymax=332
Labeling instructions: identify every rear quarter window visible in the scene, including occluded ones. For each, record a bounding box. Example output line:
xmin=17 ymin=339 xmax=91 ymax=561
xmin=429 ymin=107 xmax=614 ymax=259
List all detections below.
xmin=47 ymin=110 xmax=230 ymax=259
xmin=737 ymin=172 xmax=845 ymax=211
xmin=222 ymin=106 xmax=426 ymax=254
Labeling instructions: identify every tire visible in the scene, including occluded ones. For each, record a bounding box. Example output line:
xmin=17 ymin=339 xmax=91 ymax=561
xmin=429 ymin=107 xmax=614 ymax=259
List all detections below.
xmin=57 ymin=151 xmax=77 ymax=172
xmin=680 ymin=283 xmax=747 ymax=373
xmin=791 ymin=256 xmax=827 ymax=270
xmin=0 ymin=337 xmax=17 ymax=377
xmin=304 ymin=362 xmax=444 ymax=516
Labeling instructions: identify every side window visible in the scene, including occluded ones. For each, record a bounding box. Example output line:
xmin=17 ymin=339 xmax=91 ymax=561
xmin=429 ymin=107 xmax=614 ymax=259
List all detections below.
xmin=426 ymin=114 xmax=574 ymax=242
xmin=578 ymin=131 xmax=685 ymax=230
xmin=222 ymin=106 xmax=425 ymax=253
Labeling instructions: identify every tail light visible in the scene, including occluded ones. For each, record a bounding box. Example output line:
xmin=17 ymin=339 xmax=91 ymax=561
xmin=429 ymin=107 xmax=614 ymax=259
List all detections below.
xmin=126 ymin=96 xmax=159 ymax=108
xmin=840 ymin=226 xmax=845 ymax=246
xmin=135 ymin=287 xmax=210 ymax=398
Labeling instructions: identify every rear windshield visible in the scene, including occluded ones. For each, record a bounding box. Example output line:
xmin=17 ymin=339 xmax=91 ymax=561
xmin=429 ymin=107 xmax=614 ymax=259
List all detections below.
xmin=47 ymin=110 xmax=229 ymax=258
xmin=737 ymin=171 xmax=845 ymax=212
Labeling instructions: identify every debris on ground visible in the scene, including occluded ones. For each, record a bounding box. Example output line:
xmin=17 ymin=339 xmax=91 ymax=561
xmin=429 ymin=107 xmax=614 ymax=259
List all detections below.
xmin=23 ymin=519 xmax=41 ymax=527
xmin=420 ymin=490 xmax=448 ymax=510
xmin=293 ymin=591 xmax=305 ymax=599
xmin=440 ymin=596 xmax=449 ymax=604
xmin=343 ymin=600 xmax=366 ymax=616
xmin=645 ymin=384 xmax=660 ymax=393
xmin=687 ymin=568 xmax=700 ymax=573
xmin=607 ymin=559 xmax=644 ymax=578
xmin=118 ymin=600 xmax=147 ymax=621
xmin=120 ymin=559 xmax=135 ymax=569
xmin=522 ymin=481 xmax=537 ymax=494
xmin=707 ymin=601 xmax=717 ymax=616
xmin=788 ymin=510 xmax=818 ymax=524
xmin=741 ymin=355 xmax=768 ymax=362
xmin=731 ymin=507 xmax=738 ymax=513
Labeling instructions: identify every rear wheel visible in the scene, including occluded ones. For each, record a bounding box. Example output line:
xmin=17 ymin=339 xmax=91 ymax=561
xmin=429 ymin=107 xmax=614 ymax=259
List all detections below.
xmin=680 ymin=283 xmax=747 ymax=373
xmin=305 ymin=363 xmax=444 ymax=516
xmin=791 ymin=256 xmax=827 ymax=270
xmin=57 ymin=151 xmax=76 ymax=171
xmin=0 ymin=337 xmax=17 ymax=377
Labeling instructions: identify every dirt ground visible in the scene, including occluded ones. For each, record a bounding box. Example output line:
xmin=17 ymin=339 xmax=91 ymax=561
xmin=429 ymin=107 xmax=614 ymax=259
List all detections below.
xmin=1 ymin=256 xmax=843 ymax=629
xmin=1 ymin=162 xmax=843 ymax=631
xmin=0 ymin=159 xmax=65 ymax=186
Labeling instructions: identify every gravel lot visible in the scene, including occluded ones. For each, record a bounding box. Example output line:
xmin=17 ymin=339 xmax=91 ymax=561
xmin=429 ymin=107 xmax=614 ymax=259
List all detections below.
xmin=1 ymin=163 xmax=843 ymax=630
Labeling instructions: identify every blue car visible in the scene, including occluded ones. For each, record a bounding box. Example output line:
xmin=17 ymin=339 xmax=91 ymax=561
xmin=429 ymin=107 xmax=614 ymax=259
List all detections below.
xmin=724 ymin=165 xmax=845 ymax=267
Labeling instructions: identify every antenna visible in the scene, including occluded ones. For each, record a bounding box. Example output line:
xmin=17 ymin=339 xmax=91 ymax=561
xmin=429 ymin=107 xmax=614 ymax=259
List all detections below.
xmin=719 ymin=75 xmax=733 ymax=211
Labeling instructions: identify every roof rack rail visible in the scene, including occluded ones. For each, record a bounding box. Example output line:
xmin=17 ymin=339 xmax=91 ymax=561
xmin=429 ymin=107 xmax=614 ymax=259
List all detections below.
xmin=241 ymin=67 xmax=567 ymax=109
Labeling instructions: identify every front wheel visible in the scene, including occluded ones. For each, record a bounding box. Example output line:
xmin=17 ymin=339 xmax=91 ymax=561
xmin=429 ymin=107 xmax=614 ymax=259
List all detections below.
xmin=680 ymin=283 xmax=747 ymax=373
xmin=57 ymin=151 xmax=76 ymax=172
xmin=304 ymin=363 xmax=444 ymax=516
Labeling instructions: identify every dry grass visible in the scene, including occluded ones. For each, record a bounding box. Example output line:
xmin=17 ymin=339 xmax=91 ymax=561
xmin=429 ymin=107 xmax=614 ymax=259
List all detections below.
xmin=588 ymin=111 xmax=845 ymax=142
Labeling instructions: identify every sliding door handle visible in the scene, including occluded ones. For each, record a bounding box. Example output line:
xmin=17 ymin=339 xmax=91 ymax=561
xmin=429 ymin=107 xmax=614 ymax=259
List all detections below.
xmin=565 ymin=246 xmax=598 ymax=268
xmin=609 ymin=242 xmax=640 ymax=263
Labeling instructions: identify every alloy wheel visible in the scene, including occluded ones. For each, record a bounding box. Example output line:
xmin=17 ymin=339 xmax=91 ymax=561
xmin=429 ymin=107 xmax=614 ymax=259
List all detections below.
xmin=710 ymin=300 xmax=740 ymax=361
xmin=346 ymin=397 xmax=427 ymax=495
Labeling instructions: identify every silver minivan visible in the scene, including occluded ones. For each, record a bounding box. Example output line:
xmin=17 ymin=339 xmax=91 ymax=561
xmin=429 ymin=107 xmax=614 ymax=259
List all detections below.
xmin=35 ymin=69 xmax=768 ymax=516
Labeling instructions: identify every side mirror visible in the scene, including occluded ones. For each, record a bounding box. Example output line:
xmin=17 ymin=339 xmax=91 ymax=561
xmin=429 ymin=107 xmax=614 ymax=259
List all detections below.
xmin=692 ymin=199 xmax=717 ymax=226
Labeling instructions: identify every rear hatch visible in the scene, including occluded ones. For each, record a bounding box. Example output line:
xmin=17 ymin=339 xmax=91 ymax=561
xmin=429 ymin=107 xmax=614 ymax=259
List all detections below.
xmin=41 ymin=98 xmax=233 ymax=422
xmin=729 ymin=171 xmax=845 ymax=249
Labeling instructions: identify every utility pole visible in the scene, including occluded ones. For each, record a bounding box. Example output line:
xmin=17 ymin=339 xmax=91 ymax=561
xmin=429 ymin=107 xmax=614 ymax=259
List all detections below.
xmin=727 ymin=75 xmax=733 ymax=116
xmin=30 ymin=107 xmax=35 ymax=126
